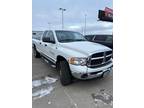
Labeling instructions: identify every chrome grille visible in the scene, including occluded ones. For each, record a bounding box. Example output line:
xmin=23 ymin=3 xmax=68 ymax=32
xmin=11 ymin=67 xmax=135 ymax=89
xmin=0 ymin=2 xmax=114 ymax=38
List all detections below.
xmin=105 ymin=51 xmax=112 ymax=62
xmin=87 ymin=51 xmax=112 ymax=68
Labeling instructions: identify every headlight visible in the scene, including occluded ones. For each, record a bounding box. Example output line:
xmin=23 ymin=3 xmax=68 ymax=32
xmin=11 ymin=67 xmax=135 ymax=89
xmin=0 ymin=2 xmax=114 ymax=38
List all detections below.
xmin=68 ymin=57 xmax=87 ymax=66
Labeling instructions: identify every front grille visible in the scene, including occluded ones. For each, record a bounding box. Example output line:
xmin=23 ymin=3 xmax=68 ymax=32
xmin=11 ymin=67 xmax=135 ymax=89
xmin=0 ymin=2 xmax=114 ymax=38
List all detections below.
xmin=105 ymin=51 xmax=112 ymax=62
xmin=87 ymin=51 xmax=112 ymax=68
xmin=106 ymin=56 xmax=111 ymax=62
xmin=91 ymin=58 xmax=103 ymax=65
xmin=88 ymin=60 xmax=112 ymax=68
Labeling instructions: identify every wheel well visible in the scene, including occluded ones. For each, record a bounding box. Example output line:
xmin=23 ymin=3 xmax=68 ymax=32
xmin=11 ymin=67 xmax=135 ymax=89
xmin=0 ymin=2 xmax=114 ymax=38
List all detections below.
xmin=57 ymin=56 xmax=67 ymax=61
xmin=33 ymin=44 xmax=36 ymax=48
xmin=56 ymin=56 xmax=68 ymax=70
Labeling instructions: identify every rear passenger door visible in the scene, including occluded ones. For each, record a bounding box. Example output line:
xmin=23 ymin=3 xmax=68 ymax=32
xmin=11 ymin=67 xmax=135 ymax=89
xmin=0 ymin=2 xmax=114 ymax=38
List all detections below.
xmin=42 ymin=31 xmax=56 ymax=63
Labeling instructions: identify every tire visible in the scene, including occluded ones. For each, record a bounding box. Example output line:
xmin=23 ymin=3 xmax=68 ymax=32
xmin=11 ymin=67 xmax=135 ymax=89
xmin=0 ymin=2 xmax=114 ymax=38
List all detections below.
xmin=99 ymin=74 xmax=104 ymax=79
xmin=59 ymin=61 xmax=72 ymax=86
xmin=33 ymin=46 xmax=40 ymax=58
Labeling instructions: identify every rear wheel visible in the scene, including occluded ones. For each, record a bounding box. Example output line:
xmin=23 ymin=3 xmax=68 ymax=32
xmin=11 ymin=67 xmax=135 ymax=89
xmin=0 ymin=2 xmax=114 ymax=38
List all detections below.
xmin=59 ymin=61 xmax=72 ymax=86
xmin=33 ymin=46 xmax=40 ymax=58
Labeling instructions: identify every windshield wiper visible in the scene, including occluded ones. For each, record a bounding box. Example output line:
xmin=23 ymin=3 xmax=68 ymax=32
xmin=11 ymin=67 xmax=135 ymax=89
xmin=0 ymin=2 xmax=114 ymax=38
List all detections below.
xmin=74 ymin=39 xmax=86 ymax=41
xmin=59 ymin=39 xmax=86 ymax=43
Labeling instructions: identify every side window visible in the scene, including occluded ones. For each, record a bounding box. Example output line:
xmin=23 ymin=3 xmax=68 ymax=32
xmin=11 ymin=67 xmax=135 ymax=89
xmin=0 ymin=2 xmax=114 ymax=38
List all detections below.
xmin=42 ymin=31 xmax=55 ymax=42
xmin=94 ymin=35 xmax=106 ymax=41
xmin=48 ymin=31 xmax=55 ymax=41
xmin=105 ymin=35 xmax=112 ymax=42
xmin=42 ymin=31 xmax=48 ymax=41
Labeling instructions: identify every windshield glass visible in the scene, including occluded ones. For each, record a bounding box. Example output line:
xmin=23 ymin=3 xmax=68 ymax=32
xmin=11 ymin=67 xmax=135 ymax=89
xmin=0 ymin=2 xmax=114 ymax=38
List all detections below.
xmin=55 ymin=31 xmax=86 ymax=43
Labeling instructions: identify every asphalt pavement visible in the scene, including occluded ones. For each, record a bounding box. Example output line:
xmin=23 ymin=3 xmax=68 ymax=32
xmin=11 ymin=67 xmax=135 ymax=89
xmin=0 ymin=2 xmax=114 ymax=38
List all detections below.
xmin=32 ymin=55 xmax=113 ymax=108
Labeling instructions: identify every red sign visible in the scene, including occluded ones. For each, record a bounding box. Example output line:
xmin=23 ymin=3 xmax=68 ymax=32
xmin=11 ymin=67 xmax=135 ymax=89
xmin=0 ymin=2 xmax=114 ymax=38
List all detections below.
xmin=104 ymin=7 xmax=113 ymax=18
xmin=105 ymin=7 xmax=113 ymax=14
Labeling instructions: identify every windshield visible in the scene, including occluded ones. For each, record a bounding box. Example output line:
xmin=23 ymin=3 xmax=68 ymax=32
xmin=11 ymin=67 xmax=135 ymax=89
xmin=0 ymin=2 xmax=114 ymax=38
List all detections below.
xmin=55 ymin=31 xmax=86 ymax=43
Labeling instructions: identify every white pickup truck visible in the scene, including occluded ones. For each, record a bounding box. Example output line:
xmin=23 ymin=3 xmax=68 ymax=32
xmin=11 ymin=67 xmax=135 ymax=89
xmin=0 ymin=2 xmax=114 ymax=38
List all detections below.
xmin=32 ymin=30 xmax=113 ymax=85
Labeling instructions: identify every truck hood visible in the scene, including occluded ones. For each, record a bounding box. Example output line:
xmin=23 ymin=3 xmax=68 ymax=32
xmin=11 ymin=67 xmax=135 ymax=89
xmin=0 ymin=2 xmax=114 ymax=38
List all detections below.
xmin=59 ymin=41 xmax=111 ymax=56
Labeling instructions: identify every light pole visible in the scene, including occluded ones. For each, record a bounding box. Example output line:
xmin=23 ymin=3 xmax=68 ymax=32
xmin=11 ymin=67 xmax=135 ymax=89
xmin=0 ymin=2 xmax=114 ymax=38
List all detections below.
xmin=59 ymin=8 xmax=66 ymax=30
xmin=81 ymin=26 xmax=84 ymax=35
xmin=84 ymin=14 xmax=87 ymax=35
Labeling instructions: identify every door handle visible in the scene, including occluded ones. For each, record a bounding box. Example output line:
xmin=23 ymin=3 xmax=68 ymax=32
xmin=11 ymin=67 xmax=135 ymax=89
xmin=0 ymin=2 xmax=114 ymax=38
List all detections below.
xmin=44 ymin=44 xmax=47 ymax=46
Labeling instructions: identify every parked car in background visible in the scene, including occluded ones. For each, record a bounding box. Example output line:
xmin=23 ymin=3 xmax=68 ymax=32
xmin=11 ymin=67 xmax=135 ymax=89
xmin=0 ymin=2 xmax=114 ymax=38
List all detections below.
xmin=32 ymin=31 xmax=44 ymax=40
xmin=85 ymin=34 xmax=113 ymax=49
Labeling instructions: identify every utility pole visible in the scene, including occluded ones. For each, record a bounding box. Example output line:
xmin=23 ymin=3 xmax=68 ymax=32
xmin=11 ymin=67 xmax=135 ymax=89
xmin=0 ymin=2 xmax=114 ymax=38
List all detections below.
xmin=59 ymin=8 xmax=66 ymax=30
xmin=81 ymin=26 xmax=84 ymax=35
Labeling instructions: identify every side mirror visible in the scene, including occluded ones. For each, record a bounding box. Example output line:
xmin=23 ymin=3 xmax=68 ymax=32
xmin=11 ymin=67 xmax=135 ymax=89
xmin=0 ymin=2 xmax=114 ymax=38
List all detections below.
xmin=43 ymin=37 xmax=50 ymax=42
xmin=43 ymin=37 xmax=55 ymax=44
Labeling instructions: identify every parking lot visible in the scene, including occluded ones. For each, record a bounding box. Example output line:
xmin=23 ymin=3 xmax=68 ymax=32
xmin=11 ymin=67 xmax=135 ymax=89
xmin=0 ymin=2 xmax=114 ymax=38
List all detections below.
xmin=32 ymin=55 xmax=113 ymax=108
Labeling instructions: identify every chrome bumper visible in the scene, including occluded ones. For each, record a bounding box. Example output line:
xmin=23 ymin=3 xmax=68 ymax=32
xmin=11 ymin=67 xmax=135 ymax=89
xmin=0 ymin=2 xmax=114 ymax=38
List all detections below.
xmin=69 ymin=61 xmax=113 ymax=79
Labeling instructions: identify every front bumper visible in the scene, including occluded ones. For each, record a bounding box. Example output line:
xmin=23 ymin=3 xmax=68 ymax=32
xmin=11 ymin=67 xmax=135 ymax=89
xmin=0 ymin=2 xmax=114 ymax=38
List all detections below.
xmin=69 ymin=61 xmax=113 ymax=79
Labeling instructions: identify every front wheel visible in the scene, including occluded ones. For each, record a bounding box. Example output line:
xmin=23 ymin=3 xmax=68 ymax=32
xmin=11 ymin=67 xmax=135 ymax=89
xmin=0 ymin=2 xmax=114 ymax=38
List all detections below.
xmin=59 ymin=61 xmax=72 ymax=86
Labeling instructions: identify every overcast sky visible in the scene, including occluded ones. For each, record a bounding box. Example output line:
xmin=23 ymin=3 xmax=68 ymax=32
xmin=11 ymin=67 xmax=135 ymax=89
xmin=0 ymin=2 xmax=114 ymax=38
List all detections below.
xmin=32 ymin=0 xmax=113 ymax=34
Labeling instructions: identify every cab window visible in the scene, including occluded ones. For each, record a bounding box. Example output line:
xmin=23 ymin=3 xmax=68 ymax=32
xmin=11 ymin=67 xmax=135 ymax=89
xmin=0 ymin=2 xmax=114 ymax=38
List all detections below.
xmin=42 ymin=31 xmax=55 ymax=42
xmin=94 ymin=35 xmax=107 ymax=41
